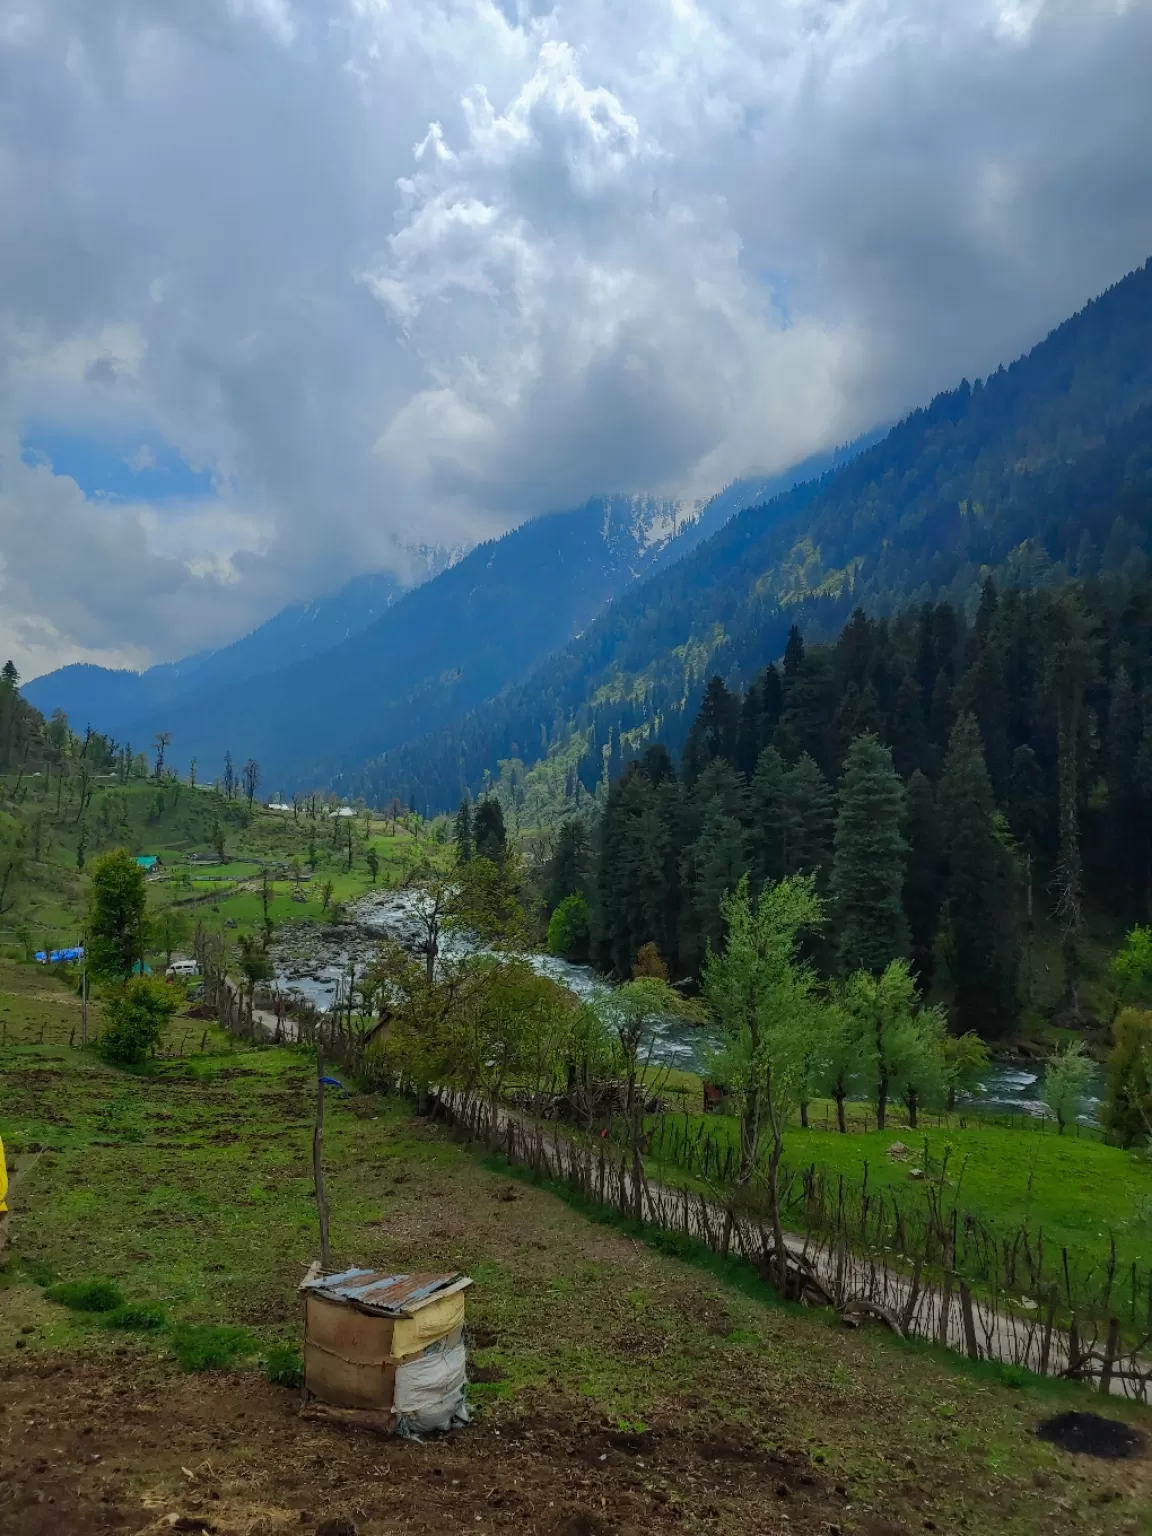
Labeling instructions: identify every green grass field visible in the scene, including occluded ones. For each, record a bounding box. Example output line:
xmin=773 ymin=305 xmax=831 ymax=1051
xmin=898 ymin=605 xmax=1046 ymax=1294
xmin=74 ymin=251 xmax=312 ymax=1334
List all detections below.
xmin=2 ymin=968 xmax=1150 ymax=1535
xmin=647 ymin=1103 xmax=1152 ymax=1290
xmin=0 ymin=773 xmax=445 ymax=961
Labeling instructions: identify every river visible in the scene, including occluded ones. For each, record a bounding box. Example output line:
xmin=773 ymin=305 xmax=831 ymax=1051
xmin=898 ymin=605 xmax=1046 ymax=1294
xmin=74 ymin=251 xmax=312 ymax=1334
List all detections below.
xmin=269 ymin=889 xmax=1102 ymax=1123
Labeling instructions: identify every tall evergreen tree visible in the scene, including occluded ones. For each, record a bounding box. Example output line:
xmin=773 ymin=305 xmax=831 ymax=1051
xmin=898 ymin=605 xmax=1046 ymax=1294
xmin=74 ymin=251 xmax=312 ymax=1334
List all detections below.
xmin=473 ymin=798 xmax=508 ymax=864
xmin=938 ymin=714 xmax=1021 ymax=1038
xmin=830 ymin=734 xmax=908 ymax=974
xmin=682 ymin=676 xmax=739 ymax=784
xmin=902 ymin=769 xmax=944 ymax=986
xmin=781 ymin=753 xmax=834 ymax=882
xmin=453 ymin=797 xmax=473 ymax=863
xmin=544 ymin=817 xmax=591 ymax=913
xmin=749 ymin=745 xmax=788 ymax=887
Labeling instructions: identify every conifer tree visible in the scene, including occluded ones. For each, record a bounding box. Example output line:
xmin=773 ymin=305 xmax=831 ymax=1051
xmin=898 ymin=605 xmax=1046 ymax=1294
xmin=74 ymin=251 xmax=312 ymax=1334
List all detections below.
xmin=830 ymin=734 xmax=907 ymax=974
xmin=902 ymin=769 xmax=944 ymax=986
xmin=544 ymin=817 xmax=590 ymax=913
xmin=938 ymin=713 xmax=1021 ymax=1037
xmin=453 ymin=797 xmax=473 ymax=863
xmin=749 ymin=745 xmax=787 ymax=887
xmin=781 ymin=753 xmax=834 ymax=881
xmin=472 ymin=798 xmax=507 ymax=864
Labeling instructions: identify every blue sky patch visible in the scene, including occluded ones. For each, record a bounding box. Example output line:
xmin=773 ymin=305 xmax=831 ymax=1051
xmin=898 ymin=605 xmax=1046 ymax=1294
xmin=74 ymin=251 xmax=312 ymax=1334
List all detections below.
xmin=20 ymin=427 xmax=215 ymax=502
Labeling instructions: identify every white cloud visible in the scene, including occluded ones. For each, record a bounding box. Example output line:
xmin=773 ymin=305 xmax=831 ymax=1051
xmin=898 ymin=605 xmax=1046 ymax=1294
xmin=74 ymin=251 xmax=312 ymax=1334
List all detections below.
xmin=1 ymin=0 xmax=1151 ymax=675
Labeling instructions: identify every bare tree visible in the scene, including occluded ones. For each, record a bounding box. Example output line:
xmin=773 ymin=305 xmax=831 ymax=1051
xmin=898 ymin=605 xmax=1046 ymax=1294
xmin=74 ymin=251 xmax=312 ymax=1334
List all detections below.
xmin=153 ymin=731 xmax=171 ymax=781
xmin=223 ymin=751 xmax=235 ymax=800
xmin=242 ymin=758 xmax=261 ymax=810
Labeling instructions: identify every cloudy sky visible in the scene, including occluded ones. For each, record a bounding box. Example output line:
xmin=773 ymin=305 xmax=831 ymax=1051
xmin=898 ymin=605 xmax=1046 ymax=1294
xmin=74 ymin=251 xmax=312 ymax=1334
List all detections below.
xmin=3 ymin=0 xmax=1151 ymax=678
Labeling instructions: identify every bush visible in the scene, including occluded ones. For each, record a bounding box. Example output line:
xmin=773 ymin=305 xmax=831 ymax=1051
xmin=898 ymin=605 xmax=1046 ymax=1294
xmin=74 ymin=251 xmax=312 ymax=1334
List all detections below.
xmin=169 ymin=1322 xmax=257 ymax=1373
xmin=99 ymin=975 xmax=181 ymax=1065
xmin=546 ymin=892 xmax=590 ymax=962
xmin=45 ymin=1279 xmax=124 ymax=1313
xmin=1105 ymin=1007 xmax=1152 ymax=1147
xmin=264 ymin=1344 xmax=304 ymax=1389
xmin=102 ymin=1301 xmax=167 ymax=1332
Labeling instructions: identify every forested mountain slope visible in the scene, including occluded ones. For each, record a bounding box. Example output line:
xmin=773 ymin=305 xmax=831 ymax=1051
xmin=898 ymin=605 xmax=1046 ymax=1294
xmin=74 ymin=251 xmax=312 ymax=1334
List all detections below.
xmin=73 ymin=494 xmax=737 ymax=792
xmin=365 ymin=257 xmax=1152 ymax=813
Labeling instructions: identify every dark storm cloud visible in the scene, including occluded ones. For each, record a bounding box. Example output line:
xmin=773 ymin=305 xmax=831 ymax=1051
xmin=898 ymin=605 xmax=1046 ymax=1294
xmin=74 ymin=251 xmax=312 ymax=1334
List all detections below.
xmin=1 ymin=0 xmax=1150 ymax=673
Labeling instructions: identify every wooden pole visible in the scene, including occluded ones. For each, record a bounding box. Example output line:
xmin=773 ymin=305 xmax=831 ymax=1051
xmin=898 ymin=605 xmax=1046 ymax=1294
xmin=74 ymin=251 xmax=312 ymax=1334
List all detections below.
xmin=80 ymin=951 xmax=88 ymax=1047
xmin=313 ymin=1046 xmax=332 ymax=1271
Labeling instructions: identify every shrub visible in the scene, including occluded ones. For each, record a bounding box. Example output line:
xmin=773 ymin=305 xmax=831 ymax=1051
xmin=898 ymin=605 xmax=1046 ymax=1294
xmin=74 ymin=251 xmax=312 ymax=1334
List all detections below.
xmin=102 ymin=1301 xmax=167 ymax=1332
xmin=45 ymin=1279 xmax=124 ymax=1313
xmin=546 ymin=892 xmax=590 ymax=962
xmin=169 ymin=1323 xmax=257 ymax=1372
xmin=264 ymin=1344 xmax=304 ymax=1389
xmin=1105 ymin=1007 xmax=1152 ymax=1147
xmin=99 ymin=975 xmax=181 ymax=1065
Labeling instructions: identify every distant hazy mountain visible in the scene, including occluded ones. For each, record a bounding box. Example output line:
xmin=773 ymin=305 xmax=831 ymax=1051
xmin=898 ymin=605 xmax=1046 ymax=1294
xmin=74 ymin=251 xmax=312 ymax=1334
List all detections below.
xmin=24 ymin=548 xmax=457 ymax=740
xmin=366 ymin=255 xmax=1152 ymax=813
xmin=34 ymin=491 xmax=755 ymax=791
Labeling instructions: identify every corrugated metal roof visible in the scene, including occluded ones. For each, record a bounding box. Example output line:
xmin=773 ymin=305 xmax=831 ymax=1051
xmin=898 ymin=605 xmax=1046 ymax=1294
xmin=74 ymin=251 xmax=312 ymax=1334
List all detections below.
xmin=300 ymin=1269 xmax=471 ymax=1316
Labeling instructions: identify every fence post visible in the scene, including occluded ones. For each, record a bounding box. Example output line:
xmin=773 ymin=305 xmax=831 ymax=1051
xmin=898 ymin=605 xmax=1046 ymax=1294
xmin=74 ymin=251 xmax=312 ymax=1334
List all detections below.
xmin=937 ymin=1270 xmax=954 ymax=1348
xmin=1039 ymin=1290 xmax=1056 ymax=1377
xmin=959 ymin=1283 xmax=980 ymax=1360
xmin=1099 ymin=1318 xmax=1120 ymax=1396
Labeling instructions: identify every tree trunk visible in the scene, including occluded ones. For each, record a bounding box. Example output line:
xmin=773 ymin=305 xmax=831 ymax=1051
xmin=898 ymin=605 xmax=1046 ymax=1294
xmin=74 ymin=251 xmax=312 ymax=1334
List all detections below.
xmin=313 ymin=1048 xmax=332 ymax=1270
xmin=799 ymin=1100 xmax=809 ymax=1130
xmin=876 ymin=1075 xmax=888 ymax=1131
xmin=835 ymin=1089 xmax=847 ymax=1135
xmin=906 ymin=1088 xmax=918 ymax=1129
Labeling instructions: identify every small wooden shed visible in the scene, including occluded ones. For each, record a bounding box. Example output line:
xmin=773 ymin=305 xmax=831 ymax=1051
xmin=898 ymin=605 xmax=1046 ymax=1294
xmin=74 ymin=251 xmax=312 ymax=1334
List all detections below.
xmin=300 ymin=1268 xmax=472 ymax=1436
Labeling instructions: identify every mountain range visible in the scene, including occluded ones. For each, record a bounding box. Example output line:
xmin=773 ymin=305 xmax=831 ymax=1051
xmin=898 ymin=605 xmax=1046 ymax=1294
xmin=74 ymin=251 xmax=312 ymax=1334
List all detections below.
xmin=26 ymin=256 xmax=1152 ymax=814
xmin=360 ymin=256 xmax=1152 ymax=813
xmin=26 ymin=486 xmax=795 ymax=790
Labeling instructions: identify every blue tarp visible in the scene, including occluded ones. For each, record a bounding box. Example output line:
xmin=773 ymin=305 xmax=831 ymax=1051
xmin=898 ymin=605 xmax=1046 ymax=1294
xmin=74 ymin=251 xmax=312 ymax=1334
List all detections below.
xmin=34 ymin=947 xmax=84 ymax=964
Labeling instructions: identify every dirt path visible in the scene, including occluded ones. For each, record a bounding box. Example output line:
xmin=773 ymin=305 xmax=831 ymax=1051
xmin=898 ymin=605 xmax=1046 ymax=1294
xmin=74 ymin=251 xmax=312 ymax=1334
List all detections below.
xmin=465 ymin=1093 xmax=1152 ymax=1401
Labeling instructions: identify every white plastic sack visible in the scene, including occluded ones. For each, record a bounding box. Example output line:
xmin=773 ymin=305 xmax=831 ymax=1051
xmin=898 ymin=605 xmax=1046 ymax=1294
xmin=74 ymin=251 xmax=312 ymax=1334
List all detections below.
xmin=394 ymin=1341 xmax=469 ymax=1434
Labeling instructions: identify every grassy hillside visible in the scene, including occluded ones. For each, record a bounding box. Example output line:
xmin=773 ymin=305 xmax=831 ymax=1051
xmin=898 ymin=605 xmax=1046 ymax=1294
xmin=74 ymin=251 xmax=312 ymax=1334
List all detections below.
xmin=0 ymin=772 xmax=437 ymax=963
xmin=1 ymin=975 xmax=1149 ymax=1535
xmin=366 ymin=256 xmax=1152 ymax=815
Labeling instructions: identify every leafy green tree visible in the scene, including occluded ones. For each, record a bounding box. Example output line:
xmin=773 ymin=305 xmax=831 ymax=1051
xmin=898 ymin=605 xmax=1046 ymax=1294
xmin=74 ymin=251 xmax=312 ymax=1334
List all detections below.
xmin=366 ymin=846 xmax=380 ymax=884
xmin=237 ymin=935 xmax=272 ymax=1031
xmin=154 ymin=908 xmax=192 ymax=968
xmin=809 ymin=996 xmax=868 ymax=1134
xmin=87 ymin=849 xmax=150 ymax=983
xmin=943 ymin=1030 xmax=990 ymax=1109
xmin=1041 ymin=1039 xmax=1094 ymax=1133
xmin=702 ymin=874 xmax=825 ymax=1284
xmin=830 ymin=734 xmax=907 ymax=974
xmin=840 ymin=959 xmax=927 ymax=1131
xmin=1111 ymin=926 xmax=1152 ymax=1006
xmin=1104 ymin=1008 xmax=1152 ymax=1147
xmin=547 ymin=892 xmax=591 ymax=962
xmin=892 ymin=1004 xmax=948 ymax=1128
xmin=99 ymin=976 xmax=180 ymax=1065
xmin=590 ymin=975 xmax=691 ymax=1219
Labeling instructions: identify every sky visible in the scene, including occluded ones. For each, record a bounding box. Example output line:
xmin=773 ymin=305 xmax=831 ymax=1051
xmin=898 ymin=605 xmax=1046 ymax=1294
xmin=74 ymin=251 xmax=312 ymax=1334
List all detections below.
xmin=2 ymin=0 xmax=1152 ymax=679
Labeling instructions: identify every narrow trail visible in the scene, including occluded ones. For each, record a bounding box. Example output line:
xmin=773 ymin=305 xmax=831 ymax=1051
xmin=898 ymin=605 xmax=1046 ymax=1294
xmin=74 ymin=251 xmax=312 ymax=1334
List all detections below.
xmin=241 ymin=1003 xmax=1149 ymax=1403
xmin=465 ymin=1091 xmax=1152 ymax=1403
